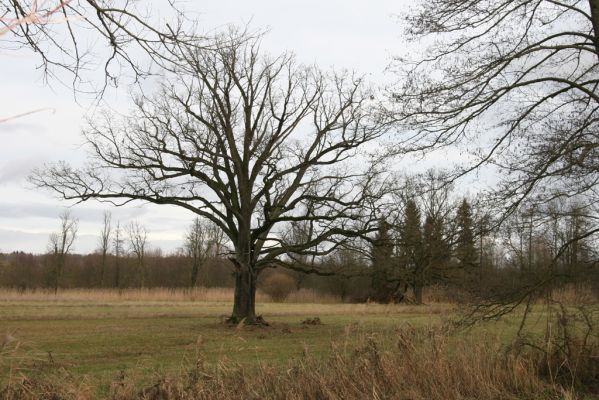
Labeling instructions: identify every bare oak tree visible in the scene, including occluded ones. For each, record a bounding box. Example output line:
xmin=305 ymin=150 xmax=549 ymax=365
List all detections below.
xmin=31 ymin=31 xmax=386 ymax=323
xmin=47 ymin=210 xmax=78 ymax=293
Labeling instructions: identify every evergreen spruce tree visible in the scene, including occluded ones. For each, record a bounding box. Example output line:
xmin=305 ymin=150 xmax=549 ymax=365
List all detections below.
xmin=422 ymin=213 xmax=451 ymax=298
xmin=371 ymin=218 xmax=394 ymax=301
xmin=455 ymin=199 xmax=478 ymax=279
xmin=397 ymin=200 xmax=424 ymax=304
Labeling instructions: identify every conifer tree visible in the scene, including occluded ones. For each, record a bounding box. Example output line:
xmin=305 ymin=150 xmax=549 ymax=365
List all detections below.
xmin=422 ymin=213 xmax=451 ymax=295
xmin=455 ymin=199 xmax=478 ymax=276
xmin=397 ymin=199 xmax=424 ymax=303
xmin=371 ymin=218 xmax=394 ymax=301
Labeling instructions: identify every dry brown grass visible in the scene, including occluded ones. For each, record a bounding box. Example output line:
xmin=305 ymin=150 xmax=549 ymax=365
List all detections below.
xmin=0 ymin=287 xmax=260 ymax=303
xmin=1 ymin=325 xmax=578 ymax=400
xmin=0 ymin=287 xmax=348 ymax=304
xmin=551 ymin=284 xmax=599 ymax=305
xmin=409 ymin=284 xmax=599 ymax=306
xmin=285 ymin=288 xmax=341 ymax=304
xmin=0 ymin=286 xmax=459 ymax=305
xmin=419 ymin=284 xmax=457 ymax=303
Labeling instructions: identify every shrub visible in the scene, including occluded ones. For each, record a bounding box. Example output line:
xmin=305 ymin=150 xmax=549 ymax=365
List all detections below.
xmin=260 ymin=272 xmax=296 ymax=302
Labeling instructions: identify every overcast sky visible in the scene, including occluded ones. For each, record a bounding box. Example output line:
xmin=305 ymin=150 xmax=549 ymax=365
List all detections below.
xmin=0 ymin=0 xmax=434 ymax=254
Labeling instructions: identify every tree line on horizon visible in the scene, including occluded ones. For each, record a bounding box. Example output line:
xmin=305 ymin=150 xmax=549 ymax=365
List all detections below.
xmin=1 ymin=169 xmax=596 ymax=305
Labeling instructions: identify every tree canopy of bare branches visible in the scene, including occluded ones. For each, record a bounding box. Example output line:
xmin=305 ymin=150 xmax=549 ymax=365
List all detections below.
xmin=31 ymin=31 xmax=387 ymax=323
xmin=392 ymin=0 xmax=599 ymax=316
xmin=126 ymin=220 xmax=148 ymax=288
xmin=394 ymin=0 xmax=599 ymax=212
xmin=184 ymin=216 xmax=225 ymax=287
xmin=47 ymin=210 xmax=78 ymax=293
xmin=1 ymin=0 xmax=202 ymax=93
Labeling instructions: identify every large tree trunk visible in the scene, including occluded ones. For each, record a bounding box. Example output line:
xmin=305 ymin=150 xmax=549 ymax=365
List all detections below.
xmin=229 ymin=259 xmax=258 ymax=324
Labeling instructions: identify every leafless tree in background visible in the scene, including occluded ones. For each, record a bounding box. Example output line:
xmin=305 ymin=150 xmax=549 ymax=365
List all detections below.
xmin=184 ymin=216 xmax=225 ymax=287
xmin=47 ymin=210 xmax=78 ymax=293
xmin=281 ymin=219 xmax=318 ymax=290
xmin=126 ymin=220 xmax=147 ymax=288
xmin=394 ymin=0 xmax=599 ymax=319
xmin=97 ymin=211 xmax=111 ymax=287
xmin=31 ymin=31 xmax=387 ymax=323
xmin=112 ymin=220 xmax=124 ymax=289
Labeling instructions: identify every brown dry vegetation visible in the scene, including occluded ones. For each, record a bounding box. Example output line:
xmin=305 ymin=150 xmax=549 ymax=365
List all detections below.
xmin=0 ymin=284 xmax=461 ymax=304
xmin=0 ymin=286 xmax=346 ymax=304
xmin=259 ymin=272 xmax=298 ymax=302
xmin=0 ymin=287 xmax=262 ymax=303
xmin=1 ymin=287 xmax=597 ymax=399
xmin=1 ymin=325 xmax=589 ymax=400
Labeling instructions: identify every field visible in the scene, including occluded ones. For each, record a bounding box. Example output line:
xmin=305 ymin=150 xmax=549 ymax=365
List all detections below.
xmin=0 ymin=288 xmax=594 ymax=399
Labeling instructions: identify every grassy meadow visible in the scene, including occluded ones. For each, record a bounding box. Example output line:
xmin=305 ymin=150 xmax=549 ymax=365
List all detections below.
xmin=0 ymin=288 xmax=594 ymax=399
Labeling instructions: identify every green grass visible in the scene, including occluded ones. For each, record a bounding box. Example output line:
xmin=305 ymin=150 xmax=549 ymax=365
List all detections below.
xmin=0 ymin=299 xmax=540 ymax=395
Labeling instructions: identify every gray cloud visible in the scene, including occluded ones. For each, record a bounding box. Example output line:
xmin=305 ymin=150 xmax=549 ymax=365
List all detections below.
xmin=0 ymin=157 xmax=43 ymax=185
xmin=0 ymin=121 xmax=45 ymax=134
xmin=0 ymin=228 xmax=60 ymax=254
xmin=0 ymin=201 xmax=60 ymax=220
